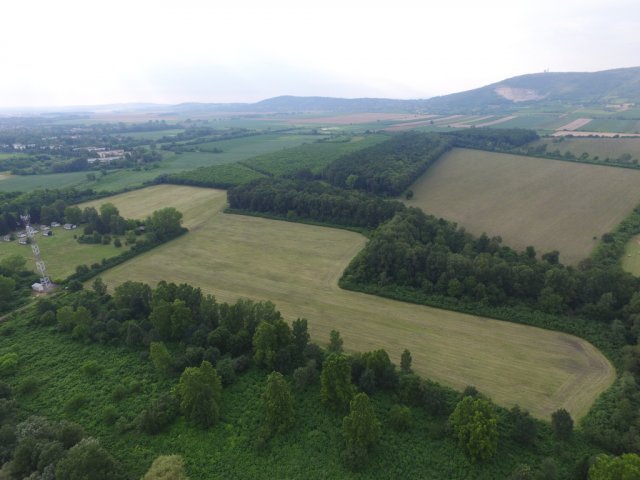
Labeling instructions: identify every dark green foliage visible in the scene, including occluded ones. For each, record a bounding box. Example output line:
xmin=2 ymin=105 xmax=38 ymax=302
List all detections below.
xmin=510 ymin=406 xmax=537 ymax=446
xmin=551 ymin=409 xmax=573 ymax=440
xmin=252 ymin=319 xmax=292 ymax=372
xmin=449 ymin=396 xmax=498 ymax=462
xmin=216 ymin=357 xmax=236 ymax=386
xmin=64 ymin=394 xmax=88 ymax=414
xmin=321 ymin=354 xmax=353 ymax=411
xmin=176 ymin=361 xmax=222 ymax=428
xmin=228 ymin=177 xmax=404 ymax=229
xmin=136 ymin=393 xmax=179 ymax=435
xmin=323 ymin=132 xmax=452 ymax=196
xmin=342 ymin=393 xmax=381 ymax=470
xmin=149 ymin=342 xmax=172 ymax=375
xmin=444 ymin=128 xmax=539 ymax=150
xmin=588 ymin=453 xmax=640 ymax=479
xmin=55 ymin=437 xmax=123 ymax=480
xmin=16 ymin=376 xmax=39 ymax=396
xmin=388 ymin=404 xmax=412 ymax=431
xmin=0 ymin=352 xmax=18 ymax=377
xmin=327 ymin=329 xmax=343 ymax=354
xmin=293 ymin=360 xmax=319 ymax=389
xmin=163 ymin=163 xmax=266 ymax=189
xmin=400 ymin=349 xmax=412 ymax=374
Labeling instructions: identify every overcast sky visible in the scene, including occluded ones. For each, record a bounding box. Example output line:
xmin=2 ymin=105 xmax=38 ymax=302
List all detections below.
xmin=1 ymin=0 xmax=638 ymax=107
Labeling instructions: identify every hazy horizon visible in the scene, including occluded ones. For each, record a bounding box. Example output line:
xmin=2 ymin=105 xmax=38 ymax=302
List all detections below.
xmin=2 ymin=0 xmax=638 ymax=109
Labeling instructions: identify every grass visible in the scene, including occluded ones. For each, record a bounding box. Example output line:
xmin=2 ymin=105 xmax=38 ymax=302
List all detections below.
xmin=622 ymin=234 xmax=640 ymax=276
xmin=536 ymin=136 xmax=640 ymax=161
xmin=405 ymin=148 xmax=640 ymax=265
xmin=89 ymin=185 xmax=614 ymax=420
xmin=0 ymin=133 xmax=320 ymax=193
xmin=0 ymin=227 xmax=127 ymax=280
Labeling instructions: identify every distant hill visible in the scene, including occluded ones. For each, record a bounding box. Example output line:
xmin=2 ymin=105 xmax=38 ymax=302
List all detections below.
xmin=423 ymin=66 xmax=640 ymax=113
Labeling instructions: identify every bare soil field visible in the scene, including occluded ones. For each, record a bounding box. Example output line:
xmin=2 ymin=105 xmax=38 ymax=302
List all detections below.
xmin=405 ymin=148 xmax=640 ymax=265
xmin=556 ymin=118 xmax=593 ymax=131
xmin=91 ymin=185 xmax=614 ymax=420
xmin=293 ymin=113 xmax=433 ymax=125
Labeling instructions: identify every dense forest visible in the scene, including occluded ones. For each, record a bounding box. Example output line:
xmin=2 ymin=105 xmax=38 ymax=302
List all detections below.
xmin=323 ymin=132 xmax=452 ymax=196
xmin=227 ymin=178 xmax=404 ymax=229
xmin=0 ymin=281 xmax=619 ymax=478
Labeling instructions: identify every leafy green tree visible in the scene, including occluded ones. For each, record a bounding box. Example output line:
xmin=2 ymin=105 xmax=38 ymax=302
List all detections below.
xmin=150 ymin=299 xmax=192 ymax=341
xmin=400 ymin=349 xmax=412 ymax=374
xmin=291 ymin=317 xmax=309 ymax=364
xmin=92 ymin=277 xmax=107 ymax=296
xmin=328 ymin=329 xmax=343 ymax=354
xmin=64 ymin=206 xmax=83 ymax=225
xmin=143 ymin=455 xmax=189 ymax=480
xmin=113 ymin=281 xmax=152 ymax=318
xmin=147 ymin=207 xmax=183 ymax=241
xmin=252 ymin=319 xmax=292 ymax=371
xmin=342 ymin=393 xmax=381 ymax=469
xmin=262 ymin=371 xmax=294 ymax=434
xmin=150 ymin=342 xmax=172 ymax=375
xmin=321 ymin=354 xmax=353 ymax=411
xmin=510 ymin=406 xmax=537 ymax=446
xmin=176 ymin=361 xmax=222 ymax=428
xmin=0 ymin=255 xmax=26 ymax=275
xmin=449 ymin=396 xmax=498 ymax=462
xmin=589 ymin=453 xmax=640 ymax=479
xmin=0 ymin=275 xmax=15 ymax=308
xmin=55 ymin=437 xmax=123 ymax=480
xmin=551 ymin=408 xmax=573 ymax=440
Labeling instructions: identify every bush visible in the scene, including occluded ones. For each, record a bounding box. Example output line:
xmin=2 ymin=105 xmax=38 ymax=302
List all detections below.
xmin=64 ymin=394 xmax=88 ymax=414
xmin=55 ymin=437 xmax=123 ymax=480
xmin=388 ymin=404 xmax=412 ymax=431
xmin=0 ymin=352 xmax=18 ymax=377
xmin=143 ymin=454 xmax=189 ymax=480
xmin=16 ymin=376 xmax=38 ymax=396
xmin=216 ymin=357 xmax=236 ymax=386
xmin=103 ymin=406 xmax=119 ymax=426
xmin=551 ymin=409 xmax=573 ymax=440
xmin=136 ymin=393 xmax=179 ymax=435
xmin=80 ymin=360 xmax=101 ymax=377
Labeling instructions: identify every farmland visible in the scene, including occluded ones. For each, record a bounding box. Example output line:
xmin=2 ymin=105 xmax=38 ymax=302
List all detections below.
xmin=534 ymin=136 xmax=640 ymax=162
xmin=90 ymin=185 xmax=614 ymax=420
xmin=405 ymin=148 xmax=640 ymax=265
xmin=0 ymin=132 xmax=319 ymax=193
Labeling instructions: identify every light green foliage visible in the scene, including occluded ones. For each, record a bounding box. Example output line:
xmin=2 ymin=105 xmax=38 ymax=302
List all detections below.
xmin=320 ymin=354 xmax=353 ymax=411
xmin=176 ymin=361 xmax=222 ymax=428
xmin=55 ymin=437 xmax=123 ymax=480
xmin=0 ymin=352 xmax=18 ymax=377
xmin=449 ymin=396 xmax=498 ymax=462
xmin=342 ymin=393 xmax=381 ymax=469
xmin=262 ymin=371 xmax=294 ymax=434
xmin=143 ymin=455 xmax=189 ymax=480
xmin=149 ymin=342 xmax=172 ymax=376
xmin=589 ymin=453 xmax=640 ymax=479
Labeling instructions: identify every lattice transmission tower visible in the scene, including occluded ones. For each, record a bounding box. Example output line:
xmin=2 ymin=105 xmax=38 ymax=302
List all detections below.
xmin=20 ymin=214 xmax=52 ymax=291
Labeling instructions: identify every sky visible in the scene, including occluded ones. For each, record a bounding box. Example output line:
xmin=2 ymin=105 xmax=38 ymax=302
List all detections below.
xmin=1 ymin=0 xmax=638 ymax=107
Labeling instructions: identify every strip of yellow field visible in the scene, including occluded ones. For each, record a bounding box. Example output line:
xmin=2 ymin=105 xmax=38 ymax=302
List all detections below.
xmin=88 ymin=185 xmax=615 ymax=420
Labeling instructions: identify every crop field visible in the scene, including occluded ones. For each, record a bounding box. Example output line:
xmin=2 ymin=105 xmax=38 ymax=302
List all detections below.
xmin=623 ymin=234 xmax=640 ymax=276
xmin=405 ymin=148 xmax=640 ymax=265
xmin=580 ymin=118 xmax=640 ymax=134
xmin=0 ymin=133 xmax=319 ymax=192
xmin=242 ymin=135 xmax=387 ymax=176
xmin=535 ymin=136 xmax=640 ymax=161
xmin=0 ymin=227 xmax=126 ymax=280
xmin=91 ymin=185 xmax=614 ymax=420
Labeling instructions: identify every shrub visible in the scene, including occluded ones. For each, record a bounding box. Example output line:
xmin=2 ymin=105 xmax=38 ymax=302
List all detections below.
xmin=64 ymin=394 xmax=88 ymax=414
xmin=80 ymin=360 xmax=101 ymax=377
xmin=16 ymin=376 xmax=38 ymax=396
xmin=0 ymin=353 xmax=18 ymax=377
xmin=388 ymin=404 xmax=412 ymax=431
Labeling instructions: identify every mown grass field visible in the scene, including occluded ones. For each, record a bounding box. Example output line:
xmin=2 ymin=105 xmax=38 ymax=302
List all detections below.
xmin=623 ymin=234 xmax=640 ymax=276
xmin=405 ymin=148 xmax=640 ymax=265
xmin=90 ymin=185 xmax=614 ymax=420
xmin=0 ymin=227 xmax=126 ymax=280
